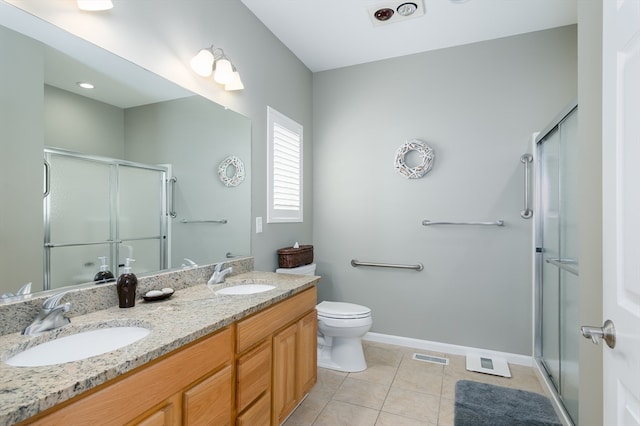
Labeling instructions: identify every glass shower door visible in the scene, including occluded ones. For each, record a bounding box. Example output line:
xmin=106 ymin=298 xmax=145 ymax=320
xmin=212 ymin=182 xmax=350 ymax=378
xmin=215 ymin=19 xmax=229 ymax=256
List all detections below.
xmin=558 ymin=108 xmax=579 ymax=420
xmin=537 ymin=105 xmax=579 ymax=424
xmin=539 ymin=129 xmax=561 ymax=389
xmin=117 ymin=164 xmax=167 ymax=276
xmin=45 ymin=152 xmax=116 ymax=289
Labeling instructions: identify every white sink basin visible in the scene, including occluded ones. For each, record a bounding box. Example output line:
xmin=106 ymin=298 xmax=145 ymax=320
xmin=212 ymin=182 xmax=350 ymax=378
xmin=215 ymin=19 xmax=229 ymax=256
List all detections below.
xmin=216 ymin=284 xmax=276 ymax=295
xmin=5 ymin=326 xmax=151 ymax=367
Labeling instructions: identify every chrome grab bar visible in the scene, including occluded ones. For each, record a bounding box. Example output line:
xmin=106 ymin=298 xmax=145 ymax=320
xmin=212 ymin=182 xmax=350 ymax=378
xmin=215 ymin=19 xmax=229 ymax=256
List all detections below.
xmin=422 ymin=220 xmax=504 ymax=226
xmin=180 ymin=219 xmax=228 ymax=224
xmin=351 ymin=259 xmax=423 ymax=271
xmin=545 ymin=258 xmax=579 ymax=276
xmin=520 ymin=154 xmax=533 ymax=219
xmin=44 ymin=159 xmax=51 ymax=198
xmin=168 ymin=176 xmax=177 ymax=218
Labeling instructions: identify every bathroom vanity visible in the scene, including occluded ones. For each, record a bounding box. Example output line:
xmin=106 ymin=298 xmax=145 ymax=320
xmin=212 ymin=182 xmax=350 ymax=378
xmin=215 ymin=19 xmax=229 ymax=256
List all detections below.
xmin=0 ymin=267 xmax=319 ymax=425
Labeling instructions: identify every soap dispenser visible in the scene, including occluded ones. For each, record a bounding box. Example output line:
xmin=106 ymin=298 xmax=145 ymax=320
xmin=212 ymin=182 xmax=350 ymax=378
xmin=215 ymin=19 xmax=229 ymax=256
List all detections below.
xmin=117 ymin=258 xmax=137 ymax=308
xmin=94 ymin=256 xmax=115 ymax=284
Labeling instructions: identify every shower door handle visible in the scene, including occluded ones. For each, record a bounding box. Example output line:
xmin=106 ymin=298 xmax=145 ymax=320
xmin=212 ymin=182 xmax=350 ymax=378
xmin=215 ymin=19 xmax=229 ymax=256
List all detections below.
xmin=580 ymin=319 xmax=616 ymax=349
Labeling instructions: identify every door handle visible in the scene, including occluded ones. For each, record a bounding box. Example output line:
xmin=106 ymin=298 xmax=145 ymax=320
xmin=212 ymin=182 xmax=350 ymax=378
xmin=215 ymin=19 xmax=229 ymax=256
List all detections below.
xmin=580 ymin=319 xmax=616 ymax=349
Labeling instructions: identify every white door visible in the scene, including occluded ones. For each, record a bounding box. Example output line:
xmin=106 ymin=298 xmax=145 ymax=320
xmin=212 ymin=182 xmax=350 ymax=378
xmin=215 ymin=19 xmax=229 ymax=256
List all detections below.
xmin=601 ymin=1 xmax=640 ymax=425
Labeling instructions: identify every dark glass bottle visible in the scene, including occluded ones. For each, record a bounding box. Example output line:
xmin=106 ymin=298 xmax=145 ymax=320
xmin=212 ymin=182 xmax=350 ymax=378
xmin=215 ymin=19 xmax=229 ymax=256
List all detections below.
xmin=94 ymin=270 xmax=115 ymax=284
xmin=117 ymin=258 xmax=137 ymax=308
xmin=94 ymin=256 xmax=115 ymax=284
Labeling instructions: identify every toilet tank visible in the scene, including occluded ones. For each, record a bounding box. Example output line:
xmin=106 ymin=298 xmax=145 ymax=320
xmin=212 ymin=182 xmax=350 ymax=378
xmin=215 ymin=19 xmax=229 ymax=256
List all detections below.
xmin=275 ymin=263 xmax=316 ymax=275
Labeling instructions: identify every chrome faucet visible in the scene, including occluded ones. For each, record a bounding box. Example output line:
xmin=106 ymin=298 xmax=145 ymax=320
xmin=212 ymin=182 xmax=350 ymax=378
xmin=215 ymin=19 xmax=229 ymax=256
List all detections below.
xmin=182 ymin=258 xmax=198 ymax=268
xmin=207 ymin=263 xmax=233 ymax=285
xmin=1 ymin=282 xmax=32 ymax=299
xmin=23 ymin=291 xmax=71 ymax=335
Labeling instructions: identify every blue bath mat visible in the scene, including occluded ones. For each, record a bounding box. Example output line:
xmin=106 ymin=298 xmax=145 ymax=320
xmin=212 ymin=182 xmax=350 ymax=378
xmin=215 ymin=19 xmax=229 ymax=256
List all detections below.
xmin=454 ymin=380 xmax=561 ymax=426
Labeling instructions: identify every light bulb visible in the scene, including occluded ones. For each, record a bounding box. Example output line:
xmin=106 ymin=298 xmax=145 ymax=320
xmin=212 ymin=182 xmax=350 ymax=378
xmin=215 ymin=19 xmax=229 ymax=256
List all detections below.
xmin=213 ymin=58 xmax=234 ymax=84
xmin=225 ymin=71 xmax=244 ymax=91
xmin=190 ymin=49 xmax=214 ymax=77
xmin=396 ymin=2 xmax=418 ymax=16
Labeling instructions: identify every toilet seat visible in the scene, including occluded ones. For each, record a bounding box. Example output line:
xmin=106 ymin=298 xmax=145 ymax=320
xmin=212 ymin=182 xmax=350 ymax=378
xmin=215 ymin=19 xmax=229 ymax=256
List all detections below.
xmin=317 ymin=301 xmax=371 ymax=319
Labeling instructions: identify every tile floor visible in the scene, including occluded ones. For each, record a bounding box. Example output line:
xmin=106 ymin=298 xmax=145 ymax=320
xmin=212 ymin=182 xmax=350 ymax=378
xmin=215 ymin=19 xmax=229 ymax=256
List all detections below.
xmin=284 ymin=340 xmax=549 ymax=426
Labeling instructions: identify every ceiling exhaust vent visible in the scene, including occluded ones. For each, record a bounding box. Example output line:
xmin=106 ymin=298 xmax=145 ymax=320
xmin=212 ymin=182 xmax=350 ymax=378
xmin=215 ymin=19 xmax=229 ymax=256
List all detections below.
xmin=368 ymin=0 xmax=425 ymax=26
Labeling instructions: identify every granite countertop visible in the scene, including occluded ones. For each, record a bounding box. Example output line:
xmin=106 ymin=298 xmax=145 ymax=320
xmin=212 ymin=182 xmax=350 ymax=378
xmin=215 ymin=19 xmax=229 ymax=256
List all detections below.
xmin=0 ymin=271 xmax=319 ymax=425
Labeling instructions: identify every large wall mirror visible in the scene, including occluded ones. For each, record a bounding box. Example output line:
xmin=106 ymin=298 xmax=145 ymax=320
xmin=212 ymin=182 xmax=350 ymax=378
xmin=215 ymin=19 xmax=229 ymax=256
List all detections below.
xmin=0 ymin=15 xmax=251 ymax=298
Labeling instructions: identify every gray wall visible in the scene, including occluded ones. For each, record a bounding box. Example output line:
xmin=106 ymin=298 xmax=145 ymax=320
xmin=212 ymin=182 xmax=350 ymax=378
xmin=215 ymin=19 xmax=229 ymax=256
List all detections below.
xmin=44 ymin=85 xmax=125 ymax=158
xmin=0 ymin=25 xmax=44 ymax=293
xmin=6 ymin=0 xmax=314 ymax=272
xmin=125 ymin=96 xmax=252 ymax=267
xmin=312 ymin=26 xmax=577 ymax=355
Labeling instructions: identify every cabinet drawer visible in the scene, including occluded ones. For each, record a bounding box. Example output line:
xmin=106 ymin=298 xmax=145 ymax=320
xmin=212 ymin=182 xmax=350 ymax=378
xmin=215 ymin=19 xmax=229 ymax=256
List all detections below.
xmin=236 ymin=392 xmax=270 ymax=426
xmin=237 ymin=287 xmax=316 ymax=352
xmin=236 ymin=339 xmax=271 ymax=413
xmin=128 ymin=394 xmax=179 ymax=426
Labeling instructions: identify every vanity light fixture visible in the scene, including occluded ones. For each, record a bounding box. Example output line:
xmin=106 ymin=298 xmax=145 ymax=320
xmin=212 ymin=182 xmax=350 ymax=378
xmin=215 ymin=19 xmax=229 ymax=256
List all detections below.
xmin=77 ymin=0 xmax=114 ymax=11
xmin=190 ymin=46 xmax=244 ymax=91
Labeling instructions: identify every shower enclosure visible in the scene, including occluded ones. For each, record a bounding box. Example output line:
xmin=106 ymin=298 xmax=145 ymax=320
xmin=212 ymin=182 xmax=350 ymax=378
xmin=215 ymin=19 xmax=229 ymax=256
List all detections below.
xmin=43 ymin=148 xmax=169 ymax=290
xmin=534 ymin=102 xmax=579 ymax=424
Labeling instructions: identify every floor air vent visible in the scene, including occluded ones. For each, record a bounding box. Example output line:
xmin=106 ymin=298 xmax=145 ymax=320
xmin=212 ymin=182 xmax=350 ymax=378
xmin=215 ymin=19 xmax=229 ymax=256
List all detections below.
xmin=412 ymin=353 xmax=449 ymax=365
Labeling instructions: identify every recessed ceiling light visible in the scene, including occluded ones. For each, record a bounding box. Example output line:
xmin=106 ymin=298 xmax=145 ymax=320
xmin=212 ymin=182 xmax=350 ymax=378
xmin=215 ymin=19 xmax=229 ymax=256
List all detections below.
xmin=77 ymin=82 xmax=94 ymax=89
xmin=374 ymin=8 xmax=395 ymax=21
xmin=77 ymin=0 xmax=114 ymax=11
xmin=396 ymin=2 xmax=418 ymax=16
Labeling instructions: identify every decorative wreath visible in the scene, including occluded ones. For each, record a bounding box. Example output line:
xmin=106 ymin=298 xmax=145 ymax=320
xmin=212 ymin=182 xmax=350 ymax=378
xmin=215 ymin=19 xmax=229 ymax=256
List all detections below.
xmin=394 ymin=139 xmax=435 ymax=179
xmin=217 ymin=155 xmax=245 ymax=187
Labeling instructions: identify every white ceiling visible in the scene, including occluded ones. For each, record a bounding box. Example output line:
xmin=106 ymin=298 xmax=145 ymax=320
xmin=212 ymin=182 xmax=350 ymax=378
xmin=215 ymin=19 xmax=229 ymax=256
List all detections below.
xmin=240 ymin=0 xmax=577 ymax=72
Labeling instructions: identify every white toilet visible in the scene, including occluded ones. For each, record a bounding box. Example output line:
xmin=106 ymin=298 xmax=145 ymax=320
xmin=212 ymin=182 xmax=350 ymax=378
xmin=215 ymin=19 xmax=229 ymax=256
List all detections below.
xmin=276 ymin=263 xmax=373 ymax=373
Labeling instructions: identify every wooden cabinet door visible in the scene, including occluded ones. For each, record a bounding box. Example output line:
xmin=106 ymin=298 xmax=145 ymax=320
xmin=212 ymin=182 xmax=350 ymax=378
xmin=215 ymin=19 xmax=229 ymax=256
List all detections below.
xmin=183 ymin=365 xmax=232 ymax=426
xmin=24 ymin=328 xmax=232 ymax=426
xmin=236 ymin=392 xmax=270 ymax=426
xmin=272 ymin=323 xmax=298 ymax=425
xmin=296 ymin=310 xmax=317 ymax=399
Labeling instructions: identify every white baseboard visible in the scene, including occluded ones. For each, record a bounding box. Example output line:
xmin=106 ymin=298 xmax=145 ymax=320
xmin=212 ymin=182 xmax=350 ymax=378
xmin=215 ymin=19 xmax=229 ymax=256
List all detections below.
xmin=363 ymin=332 xmax=534 ymax=367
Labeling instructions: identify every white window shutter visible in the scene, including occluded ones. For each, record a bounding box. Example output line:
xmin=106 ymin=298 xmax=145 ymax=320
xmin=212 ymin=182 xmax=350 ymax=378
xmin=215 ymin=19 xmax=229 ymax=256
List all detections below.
xmin=267 ymin=107 xmax=303 ymax=223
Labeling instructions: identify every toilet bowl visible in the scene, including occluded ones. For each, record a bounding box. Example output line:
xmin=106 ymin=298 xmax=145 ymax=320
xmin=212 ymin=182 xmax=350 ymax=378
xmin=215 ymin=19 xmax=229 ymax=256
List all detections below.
xmin=316 ymin=301 xmax=372 ymax=372
xmin=276 ymin=263 xmax=373 ymax=373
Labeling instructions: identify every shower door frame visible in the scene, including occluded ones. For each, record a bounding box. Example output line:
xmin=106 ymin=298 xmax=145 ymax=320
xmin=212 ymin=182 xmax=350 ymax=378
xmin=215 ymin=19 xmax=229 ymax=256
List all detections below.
xmin=533 ymin=100 xmax=578 ymax=425
xmin=43 ymin=148 xmax=169 ymax=290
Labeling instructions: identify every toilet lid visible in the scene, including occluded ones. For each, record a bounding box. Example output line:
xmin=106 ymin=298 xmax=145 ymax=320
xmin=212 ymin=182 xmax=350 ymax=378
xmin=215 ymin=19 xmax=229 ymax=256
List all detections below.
xmin=317 ymin=301 xmax=371 ymax=319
